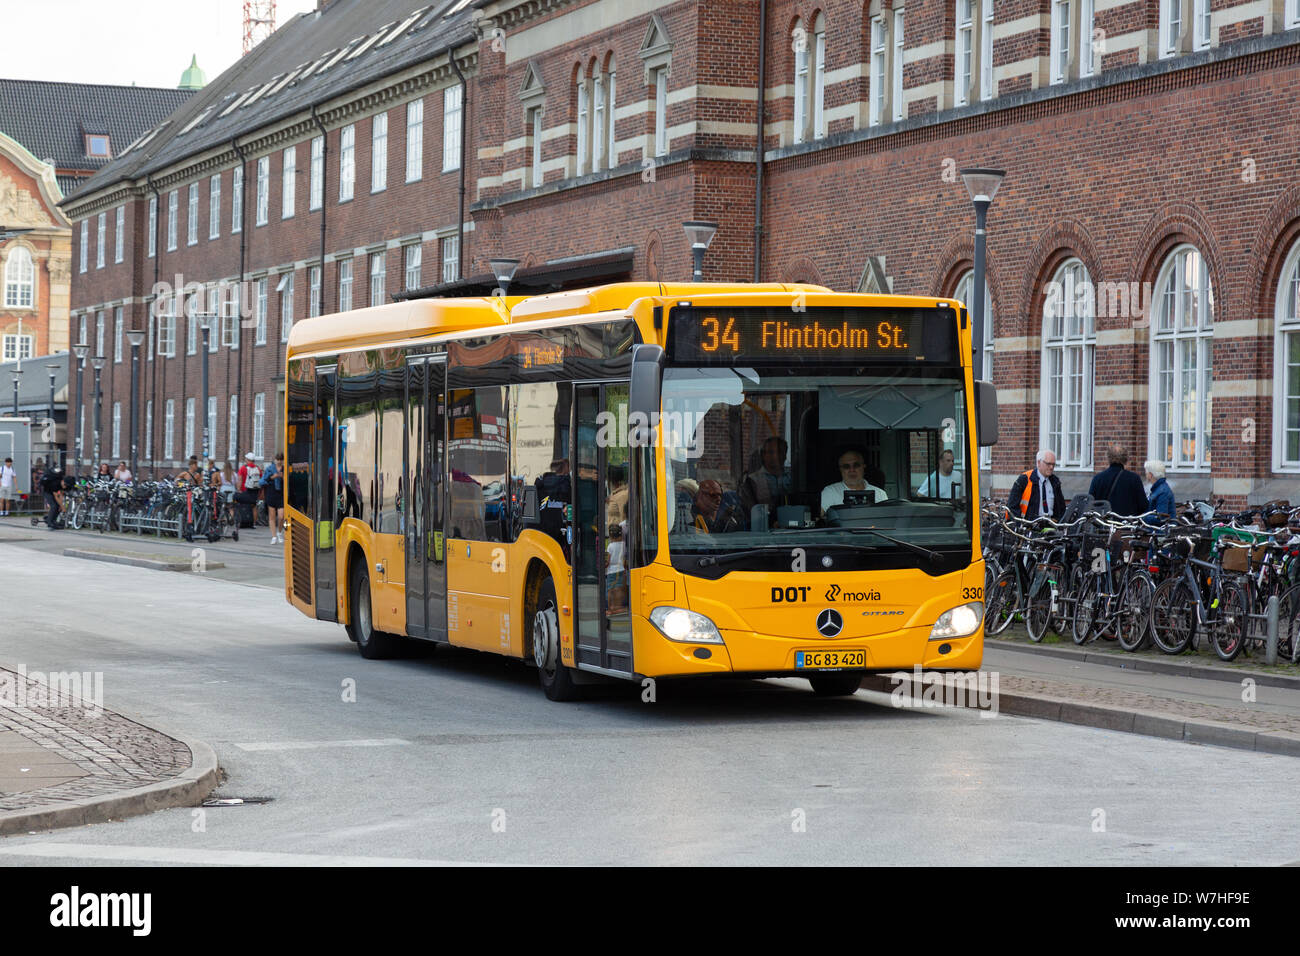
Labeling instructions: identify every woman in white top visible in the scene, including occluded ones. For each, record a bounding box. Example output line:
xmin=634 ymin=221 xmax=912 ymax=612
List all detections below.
xmin=0 ymin=457 xmax=16 ymax=516
xmin=113 ymin=461 xmax=132 ymax=483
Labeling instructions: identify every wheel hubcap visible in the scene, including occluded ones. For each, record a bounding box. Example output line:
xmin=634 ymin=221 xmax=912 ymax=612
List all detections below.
xmin=533 ymin=604 xmax=557 ymax=672
xmin=357 ymin=585 xmax=371 ymax=642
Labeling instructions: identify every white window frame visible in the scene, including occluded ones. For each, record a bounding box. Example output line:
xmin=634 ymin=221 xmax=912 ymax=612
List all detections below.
xmin=956 ymin=0 xmax=974 ymax=106
xmin=1051 ymin=0 xmax=1071 ymax=84
xmin=981 ymin=0 xmax=995 ymax=100
xmin=370 ymin=252 xmax=386 ymax=307
xmin=3 ymin=246 xmax=35 ymax=308
xmin=232 ymin=165 xmax=243 ymax=233
xmin=222 ymin=285 xmax=240 ymax=350
xmin=1161 ymin=0 xmax=1182 ymax=58
xmin=309 ymin=265 xmax=321 ymax=317
xmin=592 ymin=74 xmax=606 ymax=171
xmin=282 ymin=146 xmax=296 ymax=219
xmin=1288 ymin=0 xmax=1300 ymax=29
xmin=607 ymin=67 xmax=617 ymax=164
xmin=1040 ymin=258 xmax=1096 ymax=471
xmin=96 ymin=310 xmax=106 ymax=358
xmin=96 ymin=212 xmax=106 ymax=267
xmin=1192 ymin=0 xmax=1211 ymax=51
xmin=1271 ymin=241 xmax=1300 ymax=470
xmin=279 ymin=272 xmax=294 ymax=342
xmin=207 ymin=395 xmax=217 ymax=462
xmin=406 ymin=99 xmax=424 ymax=182
xmin=184 ymin=183 xmax=196 ymax=245
xmin=371 ymin=112 xmax=388 ymax=193
xmin=256 ymin=156 xmax=270 ymax=225
xmin=577 ymin=72 xmax=588 ymax=175
xmin=1149 ymin=245 xmax=1214 ymax=472
xmin=442 ymin=235 xmax=459 ymax=283
xmin=167 ymin=190 xmax=177 ymax=250
xmin=115 ymin=205 xmax=124 ymax=262
xmin=147 ymin=197 xmax=157 ymax=257
xmin=209 ymin=175 xmax=221 ymax=239
xmin=443 ymin=86 xmax=462 ymax=172
xmin=2 ymin=334 xmax=34 ymax=362
xmin=207 ymin=286 xmax=219 ymax=353
xmin=1079 ymin=0 xmax=1095 ymax=78
xmin=253 ymin=393 xmax=266 ymax=460
xmin=112 ymin=402 xmax=121 ymax=459
xmin=405 ymin=244 xmax=422 ymax=291
xmin=793 ymin=21 xmax=808 ymax=144
xmin=338 ymin=258 xmax=353 ymax=312
xmin=145 ymin=399 xmax=152 ymax=460
xmin=165 ymin=399 xmax=176 ymax=461
xmin=340 ymin=124 xmax=355 ymax=201
xmin=310 ymin=136 xmax=324 ymax=210
xmin=813 ymin=19 xmax=826 ymax=139
xmin=869 ymin=17 xmax=886 ymax=127
xmin=114 ymin=307 xmax=123 ymax=363
xmin=80 ymin=219 xmax=88 ymax=272
xmin=255 ymin=277 xmax=268 ymax=345
xmin=229 ymin=395 xmax=239 ymax=463
xmin=653 ymin=67 xmax=669 ymax=156
xmin=158 ymin=299 xmax=176 ymax=358
xmin=529 ymin=105 xmax=544 ymax=187
xmin=892 ymin=9 xmax=905 ymax=122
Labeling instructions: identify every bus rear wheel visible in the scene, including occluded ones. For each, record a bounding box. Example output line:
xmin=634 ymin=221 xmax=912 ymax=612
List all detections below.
xmin=348 ymin=563 xmax=401 ymax=660
xmin=808 ymin=674 xmax=863 ymax=697
xmin=533 ymin=575 xmax=582 ymax=701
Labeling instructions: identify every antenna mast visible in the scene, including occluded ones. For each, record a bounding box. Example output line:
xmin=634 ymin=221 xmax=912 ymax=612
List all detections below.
xmin=242 ymin=1 xmax=277 ymax=55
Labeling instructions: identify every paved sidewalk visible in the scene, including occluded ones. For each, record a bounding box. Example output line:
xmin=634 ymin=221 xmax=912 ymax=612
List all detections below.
xmin=0 ymin=665 xmax=218 ymax=835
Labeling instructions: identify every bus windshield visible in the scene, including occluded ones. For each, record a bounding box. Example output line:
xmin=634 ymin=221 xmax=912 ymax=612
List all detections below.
xmin=661 ymin=365 xmax=973 ymax=576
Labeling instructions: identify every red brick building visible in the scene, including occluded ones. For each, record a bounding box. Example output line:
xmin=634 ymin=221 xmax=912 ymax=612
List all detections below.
xmin=65 ymin=0 xmax=1300 ymax=506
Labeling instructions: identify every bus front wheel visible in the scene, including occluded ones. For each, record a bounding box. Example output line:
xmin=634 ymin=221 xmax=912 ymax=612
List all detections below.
xmin=348 ymin=563 xmax=401 ymax=660
xmin=533 ymin=575 xmax=582 ymax=701
xmin=808 ymin=674 xmax=863 ymax=697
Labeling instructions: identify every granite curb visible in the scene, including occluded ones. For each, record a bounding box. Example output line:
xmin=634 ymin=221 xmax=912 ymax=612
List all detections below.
xmin=987 ymin=637 xmax=1300 ymax=690
xmin=0 ymin=732 xmax=219 ymax=837
xmin=858 ymin=673 xmax=1300 ymax=758
xmin=62 ymin=548 xmax=226 ymax=572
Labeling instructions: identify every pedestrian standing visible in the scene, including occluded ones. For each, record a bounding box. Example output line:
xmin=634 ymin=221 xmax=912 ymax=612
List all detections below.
xmin=1088 ymin=444 xmax=1147 ymax=515
xmin=0 ymin=457 xmax=16 ymax=516
xmin=1006 ymin=449 xmax=1066 ymax=520
xmin=263 ymin=453 xmax=285 ymax=544
xmin=1144 ymin=460 xmax=1176 ymax=523
xmin=114 ymin=461 xmax=133 ymax=483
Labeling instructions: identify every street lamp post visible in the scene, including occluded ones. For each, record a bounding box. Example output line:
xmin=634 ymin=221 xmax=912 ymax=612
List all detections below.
xmin=488 ymin=258 xmax=520 ymax=297
xmin=46 ymin=363 xmax=58 ymax=470
xmin=90 ymin=356 xmax=105 ymax=472
xmin=71 ymin=343 xmax=88 ymax=474
xmin=682 ymin=221 xmax=719 ymax=282
xmin=126 ymin=328 xmax=146 ymax=479
xmin=10 ymin=367 xmax=19 ymax=417
xmin=959 ymin=168 xmax=1006 ymax=380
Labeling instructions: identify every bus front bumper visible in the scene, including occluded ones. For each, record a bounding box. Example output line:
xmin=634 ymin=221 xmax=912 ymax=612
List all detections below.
xmin=631 ymin=616 xmax=984 ymax=679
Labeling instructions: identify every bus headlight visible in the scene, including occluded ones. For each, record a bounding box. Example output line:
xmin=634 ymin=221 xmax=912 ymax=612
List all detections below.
xmin=929 ymin=602 xmax=984 ymax=640
xmin=649 ymin=606 xmax=724 ymax=645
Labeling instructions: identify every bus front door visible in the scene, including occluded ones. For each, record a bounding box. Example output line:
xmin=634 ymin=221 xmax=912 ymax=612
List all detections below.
xmin=573 ymin=384 xmax=633 ymax=675
xmin=315 ymin=365 xmax=338 ymax=622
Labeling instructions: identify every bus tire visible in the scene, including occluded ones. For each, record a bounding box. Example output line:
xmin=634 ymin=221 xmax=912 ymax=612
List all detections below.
xmin=348 ymin=562 xmax=401 ymax=660
xmin=808 ymin=674 xmax=863 ymax=697
xmin=533 ymin=575 xmax=582 ymax=701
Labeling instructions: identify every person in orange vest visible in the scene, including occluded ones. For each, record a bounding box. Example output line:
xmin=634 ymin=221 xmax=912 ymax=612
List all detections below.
xmin=1006 ymin=449 xmax=1065 ymax=520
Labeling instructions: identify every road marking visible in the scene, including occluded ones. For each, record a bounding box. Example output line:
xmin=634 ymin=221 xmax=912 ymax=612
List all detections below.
xmin=0 ymin=843 xmax=491 ymax=866
xmin=232 ymin=738 xmax=412 ymax=752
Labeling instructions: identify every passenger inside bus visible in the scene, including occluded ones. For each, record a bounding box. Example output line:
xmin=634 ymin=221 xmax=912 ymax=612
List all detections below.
xmin=690 ymin=479 xmax=746 ymax=533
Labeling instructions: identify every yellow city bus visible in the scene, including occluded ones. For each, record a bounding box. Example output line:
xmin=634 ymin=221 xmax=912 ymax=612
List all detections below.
xmin=283 ymin=282 xmax=997 ymax=700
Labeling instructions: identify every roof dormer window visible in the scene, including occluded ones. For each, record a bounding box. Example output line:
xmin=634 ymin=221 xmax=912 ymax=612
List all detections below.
xmin=85 ymin=134 xmax=110 ymax=158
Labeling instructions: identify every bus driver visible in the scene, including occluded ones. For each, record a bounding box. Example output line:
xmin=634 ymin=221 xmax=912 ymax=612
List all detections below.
xmin=821 ymin=449 xmax=888 ymax=515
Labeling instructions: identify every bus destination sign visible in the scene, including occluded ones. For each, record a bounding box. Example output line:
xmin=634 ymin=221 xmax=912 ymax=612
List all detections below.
xmin=668 ymin=306 xmax=957 ymax=365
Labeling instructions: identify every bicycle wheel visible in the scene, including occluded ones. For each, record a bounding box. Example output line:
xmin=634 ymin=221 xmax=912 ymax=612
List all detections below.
xmin=984 ymin=556 xmax=1000 ymax=602
xmin=1211 ymin=581 xmax=1250 ymax=662
xmin=1025 ymin=573 xmax=1058 ymax=643
xmin=1116 ymin=570 xmax=1155 ymax=652
xmin=1072 ymin=572 xmax=1102 ymax=645
xmin=985 ymin=567 xmax=1021 ymax=635
xmin=1151 ymin=577 xmax=1197 ymax=654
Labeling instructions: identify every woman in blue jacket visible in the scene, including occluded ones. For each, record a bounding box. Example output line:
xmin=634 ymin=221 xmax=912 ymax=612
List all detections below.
xmin=1144 ymin=459 xmax=1175 ymax=522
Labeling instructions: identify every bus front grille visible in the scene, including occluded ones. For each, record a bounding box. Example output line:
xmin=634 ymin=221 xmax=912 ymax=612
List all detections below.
xmin=290 ymin=517 xmax=312 ymax=605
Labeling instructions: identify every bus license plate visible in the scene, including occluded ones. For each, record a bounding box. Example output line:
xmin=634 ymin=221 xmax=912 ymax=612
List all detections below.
xmin=796 ymin=650 xmax=865 ymax=669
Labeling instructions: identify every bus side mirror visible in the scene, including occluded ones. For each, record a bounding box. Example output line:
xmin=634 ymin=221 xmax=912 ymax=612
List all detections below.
xmin=629 ymin=344 xmax=665 ymax=446
xmin=976 ymin=380 xmax=998 ymax=447
xmin=521 ymin=485 xmax=539 ymax=521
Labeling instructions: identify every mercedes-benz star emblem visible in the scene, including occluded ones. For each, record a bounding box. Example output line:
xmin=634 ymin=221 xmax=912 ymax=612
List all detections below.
xmin=816 ymin=608 xmax=844 ymax=637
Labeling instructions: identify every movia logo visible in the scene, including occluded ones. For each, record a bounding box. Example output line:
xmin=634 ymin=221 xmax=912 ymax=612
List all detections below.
xmin=825 ymin=584 xmax=882 ymax=602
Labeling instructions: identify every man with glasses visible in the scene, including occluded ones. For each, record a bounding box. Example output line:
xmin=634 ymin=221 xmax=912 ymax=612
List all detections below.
xmin=821 ymin=448 xmax=888 ymax=515
xmin=691 ymin=478 xmax=745 ymax=533
xmin=1007 ymin=449 xmax=1065 ymax=520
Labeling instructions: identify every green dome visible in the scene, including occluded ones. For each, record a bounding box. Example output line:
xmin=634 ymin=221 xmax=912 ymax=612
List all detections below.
xmin=179 ymin=55 xmax=207 ymax=91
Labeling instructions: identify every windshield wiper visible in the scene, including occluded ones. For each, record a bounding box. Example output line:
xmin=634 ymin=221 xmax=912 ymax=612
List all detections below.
xmin=694 ymin=545 xmax=795 ymax=568
xmin=773 ymin=527 xmax=946 ymax=568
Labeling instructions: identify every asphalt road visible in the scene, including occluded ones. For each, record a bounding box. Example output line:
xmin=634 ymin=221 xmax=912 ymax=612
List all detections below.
xmin=2 ymin=541 xmax=1300 ymax=865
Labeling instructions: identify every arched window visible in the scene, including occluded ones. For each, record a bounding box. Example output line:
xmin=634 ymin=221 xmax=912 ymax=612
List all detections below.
xmin=591 ymin=64 xmax=605 ymax=172
xmin=1150 ymin=245 xmax=1213 ymax=470
xmin=1041 ymin=258 xmax=1095 ymax=469
xmin=606 ymin=57 xmax=617 ymax=166
xmin=812 ymin=14 xmax=826 ymax=140
xmin=956 ymin=269 xmax=994 ymax=468
xmin=3 ymin=246 xmax=35 ymax=309
xmin=793 ymin=19 xmax=808 ymax=144
xmin=1273 ymin=239 xmax=1300 ymax=469
xmin=576 ymin=66 xmax=588 ymax=176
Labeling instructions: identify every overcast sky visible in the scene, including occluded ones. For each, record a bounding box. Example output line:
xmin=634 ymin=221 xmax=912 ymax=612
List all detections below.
xmin=6 ymin=0 xmax=321 ymax=89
